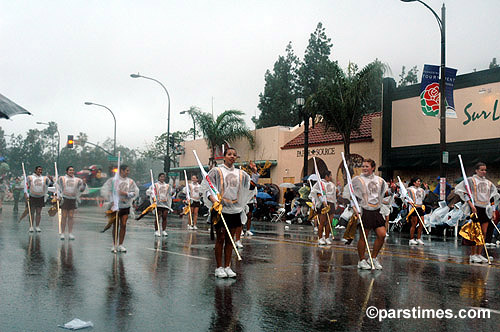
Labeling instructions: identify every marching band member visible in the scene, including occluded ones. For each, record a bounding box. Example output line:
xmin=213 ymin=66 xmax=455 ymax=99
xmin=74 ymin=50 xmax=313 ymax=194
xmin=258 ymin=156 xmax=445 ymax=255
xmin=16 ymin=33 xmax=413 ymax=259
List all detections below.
xmin=310 ymin=170 xmax=336 ymax=245
xmin=147 ymin=173 xmax=173 ymax=236
xmin=57 ymin=166 xmax=87 ymax=240
xmin=25 ymin=166 xmax=51 ymax=232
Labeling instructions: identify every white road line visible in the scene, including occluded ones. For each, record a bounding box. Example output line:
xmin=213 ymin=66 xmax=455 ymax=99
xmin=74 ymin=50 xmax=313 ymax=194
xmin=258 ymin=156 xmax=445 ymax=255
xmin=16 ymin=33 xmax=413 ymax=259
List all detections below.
xmin=145 ymin=248 xmax=210 ymax=260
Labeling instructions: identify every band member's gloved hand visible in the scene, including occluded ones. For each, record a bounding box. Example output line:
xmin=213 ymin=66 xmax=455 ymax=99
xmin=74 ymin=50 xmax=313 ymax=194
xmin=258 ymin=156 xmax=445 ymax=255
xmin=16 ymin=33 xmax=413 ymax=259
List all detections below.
xmin=212 ymin=200 xmax=223 ymax=214
xmin=127 ymin=192 xmax=135 ymax=198
xmin=321 ymin=204 xmax=330 ymax=215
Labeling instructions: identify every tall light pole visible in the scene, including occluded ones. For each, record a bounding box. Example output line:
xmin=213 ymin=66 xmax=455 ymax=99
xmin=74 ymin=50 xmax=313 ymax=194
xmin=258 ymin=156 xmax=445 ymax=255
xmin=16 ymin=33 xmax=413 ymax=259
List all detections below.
xmin=36 ymin=121 xmax=60 ymax=165
xmin=401 ymin=0 xmax=447 ymax=198
xmin=296 ymin=97 xmax=307 ymax=179
xmin=180 ymin=109 xmax=196 ymax=140
xmin=84 ymin=102 xmax=117 ymax=156
xmin=130 ymin=73 xmax=171 ymax=175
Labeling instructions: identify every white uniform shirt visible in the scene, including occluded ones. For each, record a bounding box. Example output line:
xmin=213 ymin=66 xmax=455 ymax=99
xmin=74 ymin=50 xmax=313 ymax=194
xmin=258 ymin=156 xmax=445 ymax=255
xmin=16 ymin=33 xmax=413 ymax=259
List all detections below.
xmin=27 ymin=174 xmax=50 ymax=198
xmin=57 ymin=175 xmax=86 ymax=199
xmin=351 ymin=173 xmax=388 ymax=211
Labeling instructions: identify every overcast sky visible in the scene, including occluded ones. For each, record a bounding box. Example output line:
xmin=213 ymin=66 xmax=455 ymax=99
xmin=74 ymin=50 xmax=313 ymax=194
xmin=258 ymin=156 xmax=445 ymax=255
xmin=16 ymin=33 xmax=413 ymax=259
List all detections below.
xmin=1 ymin=0 xmax=499 ymax=150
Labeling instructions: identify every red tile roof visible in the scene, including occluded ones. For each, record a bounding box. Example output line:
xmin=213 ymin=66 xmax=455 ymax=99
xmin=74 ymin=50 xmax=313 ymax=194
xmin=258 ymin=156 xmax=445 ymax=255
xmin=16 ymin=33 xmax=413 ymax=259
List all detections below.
xmin=282 ymin=112 xmax=381 ymax=149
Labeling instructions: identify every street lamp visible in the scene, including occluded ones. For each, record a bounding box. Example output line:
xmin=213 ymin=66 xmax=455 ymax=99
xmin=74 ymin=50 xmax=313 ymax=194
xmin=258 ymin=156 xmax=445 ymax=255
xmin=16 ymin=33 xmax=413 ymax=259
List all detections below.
xmin=84 ymin=102 xmax=117 ymax=156
xmin=130 ymin=73 xmax=171 ymax=175
xmin=180 ymin=109 xmax=196 ymax=140
xmin=296 ymin=97 xmax=307 ymax=179
xmin=401 ymin=0 xmax=447 ymax=198
xmin=36 ymin=121 xmax=60 ymax=165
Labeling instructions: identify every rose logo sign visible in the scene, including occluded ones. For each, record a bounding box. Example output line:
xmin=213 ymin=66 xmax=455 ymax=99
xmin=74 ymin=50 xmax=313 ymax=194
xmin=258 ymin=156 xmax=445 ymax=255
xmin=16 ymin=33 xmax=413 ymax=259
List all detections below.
xmin=420 ymin=82 xmax=440 ymax=117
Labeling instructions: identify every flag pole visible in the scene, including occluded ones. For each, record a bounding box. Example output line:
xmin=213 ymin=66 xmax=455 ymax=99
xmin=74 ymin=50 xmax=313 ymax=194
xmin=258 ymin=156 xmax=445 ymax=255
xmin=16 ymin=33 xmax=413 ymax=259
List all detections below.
xmin=341 ymin=153 xmax=375 ymax=270
xmin=54 ymin=162 xmax=62 ymax=234
xmin=150 ymin=170 xmax=161 ymax=235
xmin=184 ymin=170 xmax=193 ymax=227
xmin=22 ymin=163 xmax=33 ymax=229
xmin=193 ymin=150 xmax=242 ymax=261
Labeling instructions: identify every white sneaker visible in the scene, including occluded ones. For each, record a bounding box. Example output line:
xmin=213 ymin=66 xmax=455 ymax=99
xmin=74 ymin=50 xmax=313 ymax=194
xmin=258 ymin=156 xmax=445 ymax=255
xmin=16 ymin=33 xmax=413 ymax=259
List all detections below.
xmin=357 ymin=259 xmax=372 ymax=270
xmin=313 ymin=227 xmax=318 ymax=233
xmin=60 ymin=234 xmax=65 ymax=240
xmin=193 ymin=225 xmax=198 ymax=230
xmin=224 ymin=267 xmax=237 ymax=278
xmin=117 ymin=245 xmax=127 ymax=252
xmin=409 ymin=239 xmax=418 ymax=245
xmin=416 ymin=239 xmax=425 ymax=245
xmin=469 ymin=255 xmax=481 ymax=263
xmin=285 ymin=220 xmax=291 ymax=225
xmin=235 ymin=240 xmax=243 ymax=249
xmin=241 ymin=230 xmax=245 ymax=236
xmin=111 ymin=246 xmax=117 ymax=253
xmin=187 ymin=225 xmax=193 ymax=230
xmin=318 ymin=237 xmax=326 ymax=245
xmin=35 ymin=227 xmax=41 ymax=232
xmin=29 ymin=227 xmax=34 ymax=233
xmin=214 ymin=267 xmax=227 ymax=278
xmin=373 ymin=257 xmax=383 ymax=270
xmin=245 ymin=230 xmax=253 ymax=236
xmin=385 ymin=233 xmax=389 ymax=238
xmin=68 ymin=233 xmax=75 ymax=240
xmin=162 ymin=230 xmax=168 ymax=236
xmin=325 ymin=237 xmax=332 ymax=245
xmin=477 ymin=255 xmax=489 ymax=263
xmin=154 ymin=230 xmax=161 ymax=237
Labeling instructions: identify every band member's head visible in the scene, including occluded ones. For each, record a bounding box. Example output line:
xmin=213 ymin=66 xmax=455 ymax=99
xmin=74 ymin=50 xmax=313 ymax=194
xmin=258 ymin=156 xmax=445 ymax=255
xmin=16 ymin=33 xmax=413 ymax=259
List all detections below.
xmin=474 ymin=162 xmax=487 ymax=177
xmin=66 ymin=166 xmax=75 ymax=176
xmin=34 ymin=166 xmax=43 ymax=175
xmin=321 ymin=170 xmax=332 ymax=181
xmin=191 ymin=175 xmax=198 ymax=183
xmin=119 ymin=164 xmax=130 ymax=177
xmin=223 ymin=147 xmax=237 ymax=166
xmin=361 ymin=159 xmax=376 ymax=176
xmin=158 ymin=173 xmax=166 ymax=182
xmin=410 ymin=177 xmax=421 ymax=188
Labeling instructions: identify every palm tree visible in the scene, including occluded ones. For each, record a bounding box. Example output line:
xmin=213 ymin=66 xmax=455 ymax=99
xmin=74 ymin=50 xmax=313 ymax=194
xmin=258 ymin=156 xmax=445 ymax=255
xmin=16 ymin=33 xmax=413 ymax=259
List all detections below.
xmin=309 ymin=60 xmax=385 ymax=169
xmin=192 ymin=109 xmax=254 ymax=168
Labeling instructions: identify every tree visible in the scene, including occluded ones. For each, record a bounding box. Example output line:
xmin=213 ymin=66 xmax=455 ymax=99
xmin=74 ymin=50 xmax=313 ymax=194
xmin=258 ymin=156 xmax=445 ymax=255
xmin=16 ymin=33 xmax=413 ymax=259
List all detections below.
xmin=142 ymin=131 xmax=189 ymax=168
xmin=309 ymin=60 xmax=385 ymax=168
xmin=398 ymin=65 xmax=419 ymax=87
xmin=255 ymin=42 xmax=299 ymax=128
xmin=192 ymin=110 xmax=254 ymax=168
xmin=489 ymin=57 xmax=499 ymax=69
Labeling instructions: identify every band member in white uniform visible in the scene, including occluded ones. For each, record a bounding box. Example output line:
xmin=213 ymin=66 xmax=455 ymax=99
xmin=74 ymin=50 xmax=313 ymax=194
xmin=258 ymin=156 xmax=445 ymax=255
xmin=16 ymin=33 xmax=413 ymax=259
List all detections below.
xmin=101 ymin=165 xmax=139 ymax=253
xmin=57 ymin=166 xmax=87 ymax=240
xmin=455 ymin=162 xmax=499 ymax=264
xmin=406 ymin=177 xmax=428 ymax=245
xmin=310 ymin=170 xmax=337 ymax=245
xmin=350 ymin=159 xmax=388 ymax=270
xmin=147 ymin=172 xmax=173 ymax=236
xmin=25 ymin=166 xmax=51 ymax=232
xmin=202 ymin=147 xmax=254 ymax=279
xmin=184 ymin=175 xmax=201 ymax=230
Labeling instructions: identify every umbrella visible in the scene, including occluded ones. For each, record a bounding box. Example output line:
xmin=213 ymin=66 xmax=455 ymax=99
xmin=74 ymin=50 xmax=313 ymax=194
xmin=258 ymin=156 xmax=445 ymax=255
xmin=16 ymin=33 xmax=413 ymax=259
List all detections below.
xmin=264 ymin=201 xmax=278 ymax=206
xmin=307 ymin=174 xmax=319 ymax=181
xmin=279 ymin=182 xmax=296 ymax=189
xmin=256 ymin=191 xmax=272 ymax=200
xmin=0 ymin=93 xmax=32 ymax=119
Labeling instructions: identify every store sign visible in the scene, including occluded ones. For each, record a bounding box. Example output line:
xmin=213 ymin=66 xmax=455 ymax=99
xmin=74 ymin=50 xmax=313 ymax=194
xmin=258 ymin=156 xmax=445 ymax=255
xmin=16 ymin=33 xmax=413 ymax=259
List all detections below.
xmin=462 ymin=99 xmax=499 ymax=125
xmin=296 ymin=147 xmax=335 ymax=157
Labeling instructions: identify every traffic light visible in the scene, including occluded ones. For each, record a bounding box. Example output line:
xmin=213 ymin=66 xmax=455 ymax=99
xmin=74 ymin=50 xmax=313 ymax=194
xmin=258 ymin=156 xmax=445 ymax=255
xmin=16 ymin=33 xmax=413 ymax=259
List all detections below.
xmin=67 ymin=135 xmax=74 ymax=148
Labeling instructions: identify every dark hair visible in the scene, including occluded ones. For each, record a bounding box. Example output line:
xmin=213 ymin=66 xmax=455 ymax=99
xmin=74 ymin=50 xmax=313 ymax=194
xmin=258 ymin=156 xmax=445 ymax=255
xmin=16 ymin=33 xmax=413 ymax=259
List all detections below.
xmin=35 ymin=166 xmax=42 ymax=171
xmin=120 ymin=164 xmax=129 ymax=172
xmin=362 ymin=159 xmax=376 ymax=168
xmin=320 ymin=170 xmax=332 ymax=178
xmin=474 ymin=162 xmax=486 ymax=170
xmin=66 ymin=166 xmax=74 ymax=172
xmin=158 ymin=172 xmax=166 ymax=179
xmin=410 ymin=177 xmax=421 ymax=187
xmin=224 ymin=147 xmax=236 ymax=156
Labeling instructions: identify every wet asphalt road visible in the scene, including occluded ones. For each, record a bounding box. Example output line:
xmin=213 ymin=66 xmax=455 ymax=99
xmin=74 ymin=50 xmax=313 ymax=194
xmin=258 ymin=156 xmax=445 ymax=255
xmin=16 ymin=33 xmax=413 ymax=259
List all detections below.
xmin=0 ymin=203 xmax=499 ymax=332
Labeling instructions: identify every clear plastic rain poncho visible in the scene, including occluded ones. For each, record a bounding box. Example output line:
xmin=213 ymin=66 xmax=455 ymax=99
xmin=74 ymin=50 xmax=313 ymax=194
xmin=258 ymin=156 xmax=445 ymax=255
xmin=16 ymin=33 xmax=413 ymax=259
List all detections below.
xmin=27 ymin=174 xmax=51 ymax=198
xmin=57 ymin=175 xmax=86 ymax=200
xmin=310 ymin=179 xmax=337 ymax=209
xmin=146 ymin=181 xmax=173 ymax=209
xmin=101 ymin=176 xmax=139 ymax=209
xmin=455 ymin=175 xmax=498 ymax=210
xmin=201 ymin=164 xmax=253 ymax=217
xmin=350 ymin=173 xmax=388 ymax=211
